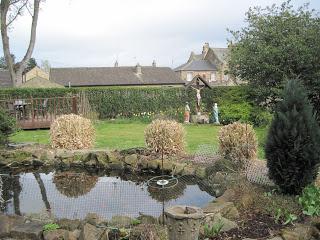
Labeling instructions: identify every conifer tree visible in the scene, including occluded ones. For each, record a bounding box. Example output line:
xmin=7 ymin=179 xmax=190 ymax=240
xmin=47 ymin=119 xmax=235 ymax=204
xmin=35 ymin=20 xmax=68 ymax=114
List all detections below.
xmin=265 ymin=80 xmax=320 ymax=194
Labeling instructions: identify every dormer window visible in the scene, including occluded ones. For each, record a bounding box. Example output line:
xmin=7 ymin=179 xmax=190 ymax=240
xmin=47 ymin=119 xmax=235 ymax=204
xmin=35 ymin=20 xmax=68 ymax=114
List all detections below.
xmin=186 ymin=72 xmax=193 ymax=81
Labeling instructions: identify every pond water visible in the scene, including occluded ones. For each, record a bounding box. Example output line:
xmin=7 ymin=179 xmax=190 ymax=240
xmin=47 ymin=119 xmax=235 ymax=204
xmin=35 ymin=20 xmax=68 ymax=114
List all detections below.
xmin=0 ymin=171 xmax=215 ymax=220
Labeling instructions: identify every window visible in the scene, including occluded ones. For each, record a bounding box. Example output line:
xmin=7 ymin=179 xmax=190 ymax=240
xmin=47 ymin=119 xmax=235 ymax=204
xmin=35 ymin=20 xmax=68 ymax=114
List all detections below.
xmin=202 ymin=74 xmax=206 ymax=80
xmin=210 ymin=73 xmax=216 ymax=82
xmin=186 ymin=72 xmax=193 ymax=81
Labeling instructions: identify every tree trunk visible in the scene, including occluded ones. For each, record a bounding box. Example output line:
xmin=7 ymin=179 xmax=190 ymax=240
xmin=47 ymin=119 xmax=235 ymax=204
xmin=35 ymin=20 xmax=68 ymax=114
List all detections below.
xmin=0 ymin=0 xmax=41 ymax=86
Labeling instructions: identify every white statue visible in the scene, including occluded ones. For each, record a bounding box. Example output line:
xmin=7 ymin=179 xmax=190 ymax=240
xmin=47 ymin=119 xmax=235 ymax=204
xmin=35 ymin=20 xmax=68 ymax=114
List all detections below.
xmin=213 ymin=103 xmax=220 ymax=124
xmin=191 ymin=85 xmax=205 ymax=114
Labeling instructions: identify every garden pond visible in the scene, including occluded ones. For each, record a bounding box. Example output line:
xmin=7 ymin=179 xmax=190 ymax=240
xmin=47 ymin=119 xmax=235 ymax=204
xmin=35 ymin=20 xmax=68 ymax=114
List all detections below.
xmin=0 ymin=170 xmax=215 ymax=220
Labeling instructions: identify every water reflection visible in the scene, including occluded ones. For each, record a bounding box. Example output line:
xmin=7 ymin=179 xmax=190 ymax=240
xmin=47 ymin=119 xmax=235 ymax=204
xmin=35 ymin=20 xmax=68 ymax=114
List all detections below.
xmin=53 ymin=172 xmax=98 ymax=198
xmin=1 ymin=172 xmax=214 ymax=220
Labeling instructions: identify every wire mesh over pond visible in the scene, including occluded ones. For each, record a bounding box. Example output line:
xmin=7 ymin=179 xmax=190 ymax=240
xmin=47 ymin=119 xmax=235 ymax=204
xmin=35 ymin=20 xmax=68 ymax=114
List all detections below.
xmin=0 ymin=172 xmax=215 ymax=220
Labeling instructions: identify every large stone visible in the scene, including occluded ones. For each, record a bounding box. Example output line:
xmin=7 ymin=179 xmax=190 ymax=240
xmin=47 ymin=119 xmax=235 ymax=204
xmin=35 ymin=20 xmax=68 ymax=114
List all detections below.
xmin=43 ymin=229 xmax=70 ymax=240
xmin=109 ymin=215 xmax=133 ymax=228
xmin=215 ymin=189 xmax=236 ymax=203
xmin=84 ymin=213 xmax=106 ymax=226
xmin=195 ymin=166 xmax=207 ymax=179
xmin=124 ymin=154 xmax=138 ymax=166
xmin=173 ymin=162 xmax=187 ymax=175
xmin=182 ymin=165 xmax=196 ymax=175
xmin=201 ymin=213 xmax=238 ymax=234
xmin=56 ymin=219 xmax=81 ymax=231
xmin=0 ymin=214 xmax=25 ymax=237
xmin=137 ymin=214 xmax=158 ymax=225
xmin=202 ymin=201 xmax=240 ymax=220
xmin=79 ymin=223 xmax=106 ymax=240
xmin=281 ymin=224 xmax=318 ymax=240
xmin=10 ymin=221 xmax=43 ymax=240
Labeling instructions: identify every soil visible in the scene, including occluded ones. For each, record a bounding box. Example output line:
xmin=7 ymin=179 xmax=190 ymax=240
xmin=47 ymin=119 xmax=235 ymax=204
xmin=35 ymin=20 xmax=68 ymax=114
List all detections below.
xmin=206 ymin=209 xmax=283 ymax=240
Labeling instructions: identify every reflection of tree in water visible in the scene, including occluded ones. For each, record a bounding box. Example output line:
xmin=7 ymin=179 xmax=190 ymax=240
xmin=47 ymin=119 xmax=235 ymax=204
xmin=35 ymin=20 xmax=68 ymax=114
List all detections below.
xmin=147 ymin=181 xmax=186 ymax=202
xmin=0 ymin=175 xmax=22 ymax=215
xmin=33 ymin=173 xmax=51 ymax=211
xmin=53 ymin=172 xmax=98 ymax=198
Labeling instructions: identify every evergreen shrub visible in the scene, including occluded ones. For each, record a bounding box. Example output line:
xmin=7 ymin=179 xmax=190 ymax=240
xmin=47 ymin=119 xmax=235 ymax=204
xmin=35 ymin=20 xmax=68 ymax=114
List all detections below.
xmin=265 ymin=80 xmax=320 ymax=195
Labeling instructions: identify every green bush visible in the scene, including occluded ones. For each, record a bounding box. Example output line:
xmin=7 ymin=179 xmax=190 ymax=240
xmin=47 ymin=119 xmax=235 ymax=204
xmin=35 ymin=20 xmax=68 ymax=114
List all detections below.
xmin=265 ymin=80 xmax=320 ymax=194
xmin=299 ymin=185 xmax=320 ymax=217
xmin=248 ymin=108 xmax=273 ymax=127
xmin=0 ymin=86 xmax=252 ymax=123
xmin=219 ymin=102 xmax=252 ymax=125
xmin=0 ymin=108 xmax=16 ymax=146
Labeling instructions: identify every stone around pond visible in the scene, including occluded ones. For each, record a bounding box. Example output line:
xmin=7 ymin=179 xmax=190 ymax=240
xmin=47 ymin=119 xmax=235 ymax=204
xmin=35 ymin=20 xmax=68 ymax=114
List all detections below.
xmin=80 ymin=223 xmax=107 ymax=240
xmin=202 ymin=201 xmax=240 ymax=220
xmin=10 ymin=221 xmax=43 ymax=240
xmin=109 ymin=215 xmax=133 ymax=228
xmin=0 ymin=214 xmax=25 ymax=238
xmin=43 ymin=229 xmax=77 ymax=240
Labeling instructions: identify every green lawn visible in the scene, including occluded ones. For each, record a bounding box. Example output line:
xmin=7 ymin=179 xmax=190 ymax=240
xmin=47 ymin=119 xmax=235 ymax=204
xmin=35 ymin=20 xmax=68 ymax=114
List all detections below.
xmin=10 ymin=121 xmax=268 ymax=158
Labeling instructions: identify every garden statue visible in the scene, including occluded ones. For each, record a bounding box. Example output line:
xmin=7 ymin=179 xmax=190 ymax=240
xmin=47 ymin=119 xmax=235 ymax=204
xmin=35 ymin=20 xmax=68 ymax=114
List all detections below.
xmin=212 ymin=103 xmax=220 ymax=124
xmin=191 ymin=85 xmax=205 ymax=115
xmin=184 ymin=102 xmax=190 ymax=123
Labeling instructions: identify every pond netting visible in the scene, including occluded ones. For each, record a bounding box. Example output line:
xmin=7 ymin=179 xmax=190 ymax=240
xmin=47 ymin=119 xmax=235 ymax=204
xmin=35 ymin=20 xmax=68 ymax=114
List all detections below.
xmin=0 ymin=172 xmax=215 ymax=220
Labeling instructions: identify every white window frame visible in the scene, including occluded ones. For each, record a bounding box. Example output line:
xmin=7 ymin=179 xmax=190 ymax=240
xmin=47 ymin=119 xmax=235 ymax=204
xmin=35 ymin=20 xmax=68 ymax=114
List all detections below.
xmin=186 ymin=72 xmax=193 ymax=81
xmin=210 ymin=73 xmax=216 ymax=82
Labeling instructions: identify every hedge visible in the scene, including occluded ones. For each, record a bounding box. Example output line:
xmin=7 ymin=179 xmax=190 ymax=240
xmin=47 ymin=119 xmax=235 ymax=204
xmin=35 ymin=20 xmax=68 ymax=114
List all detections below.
xmin=0 ymin=86 xmax=270 ymax=125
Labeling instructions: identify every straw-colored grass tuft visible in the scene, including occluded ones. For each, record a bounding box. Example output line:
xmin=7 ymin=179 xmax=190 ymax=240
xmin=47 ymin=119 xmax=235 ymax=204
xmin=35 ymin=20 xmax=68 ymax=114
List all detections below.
xmin=218 ymin=122 xmax=258 ymax=168
xmin=145 ymin=119 xmax=185 ymax=156
xmin=50 ymin=114 xmax=95 ymax=150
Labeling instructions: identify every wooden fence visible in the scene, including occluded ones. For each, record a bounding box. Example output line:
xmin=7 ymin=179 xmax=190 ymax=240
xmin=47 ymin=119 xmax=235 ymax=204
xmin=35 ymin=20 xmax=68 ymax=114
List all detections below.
xmin=0 ymin=96 xmax=78 ymax=129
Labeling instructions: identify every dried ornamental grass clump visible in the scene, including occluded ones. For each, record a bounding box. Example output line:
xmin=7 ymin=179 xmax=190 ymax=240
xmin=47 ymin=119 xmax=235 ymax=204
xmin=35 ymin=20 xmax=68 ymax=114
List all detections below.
xmin=50 ymin=114 xmax=95 ymax=150
xmin=218 ymin=122 xmax=258 ymax=168
xmin=145 ymin=119 xmax=185 ymax=155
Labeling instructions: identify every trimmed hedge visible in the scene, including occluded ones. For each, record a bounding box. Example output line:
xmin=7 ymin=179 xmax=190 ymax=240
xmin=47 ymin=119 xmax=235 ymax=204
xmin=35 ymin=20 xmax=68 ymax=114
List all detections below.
xmin=0 ymin=86 xmax=270 ymax=125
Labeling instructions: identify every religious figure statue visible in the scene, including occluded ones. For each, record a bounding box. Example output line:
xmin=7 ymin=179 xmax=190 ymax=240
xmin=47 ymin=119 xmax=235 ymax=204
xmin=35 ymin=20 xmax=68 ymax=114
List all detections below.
xmin=212 ymin=103 xmax=220 ymax=124
xmin=184 ymin=102 xmax=190 ymax=123
xmin=191 ymin=85 xmax=205 ymax=114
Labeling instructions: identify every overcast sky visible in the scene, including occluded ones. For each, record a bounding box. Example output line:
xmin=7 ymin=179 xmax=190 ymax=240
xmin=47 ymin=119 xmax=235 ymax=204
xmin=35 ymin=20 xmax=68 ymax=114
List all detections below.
xmin=1 ymin=0 xmax=319 ymax=68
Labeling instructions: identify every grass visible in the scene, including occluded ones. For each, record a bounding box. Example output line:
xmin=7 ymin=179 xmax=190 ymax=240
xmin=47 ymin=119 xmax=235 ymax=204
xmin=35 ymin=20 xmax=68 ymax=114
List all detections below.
xmin=10 ymin=120 xmax=268 ymax=158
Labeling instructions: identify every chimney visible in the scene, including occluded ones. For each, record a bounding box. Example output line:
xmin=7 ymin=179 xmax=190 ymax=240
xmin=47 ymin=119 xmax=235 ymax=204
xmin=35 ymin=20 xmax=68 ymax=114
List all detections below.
xmin=202 ymin=42 xmax=210 ymax=55
xmin=135 ymin=63 xmax=142 ymax=75
xmin=152 ymin=60 xmax=156 ymax=67
xmin=114 ymin=60 xmax=119 ymax=67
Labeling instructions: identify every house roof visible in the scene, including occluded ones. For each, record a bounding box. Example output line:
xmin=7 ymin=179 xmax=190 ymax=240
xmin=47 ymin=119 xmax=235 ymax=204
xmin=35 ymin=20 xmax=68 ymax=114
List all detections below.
xmin=208 ymin=48 xmax=229 ymax=63
xmin=0 ymin=70 xmax=13 ymax=88
xmin=50 ymin=66 xmax=184 ymax=87
xmin=174 ymin=45 xmax=229 ymax=72
xmin=174 ymin=60 xmax=217 ymax=71
xmin=19 ymin=76 xmax=64 ymax=88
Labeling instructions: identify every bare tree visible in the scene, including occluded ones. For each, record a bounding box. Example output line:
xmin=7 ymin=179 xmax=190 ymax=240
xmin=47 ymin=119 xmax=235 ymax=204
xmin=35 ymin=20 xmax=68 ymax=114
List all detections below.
xmin=0 ymin=0 xmax=41 ymax=86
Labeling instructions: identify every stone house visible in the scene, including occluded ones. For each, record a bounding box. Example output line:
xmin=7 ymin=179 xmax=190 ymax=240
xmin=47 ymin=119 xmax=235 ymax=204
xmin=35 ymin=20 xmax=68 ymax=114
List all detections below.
xmin=174 ymin=43 xmax=237 ymax=86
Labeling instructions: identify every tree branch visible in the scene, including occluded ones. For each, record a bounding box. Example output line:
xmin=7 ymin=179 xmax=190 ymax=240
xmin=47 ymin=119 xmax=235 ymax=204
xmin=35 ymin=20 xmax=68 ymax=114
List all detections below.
xmin=6 ymin=0 xmax=28 ymax=27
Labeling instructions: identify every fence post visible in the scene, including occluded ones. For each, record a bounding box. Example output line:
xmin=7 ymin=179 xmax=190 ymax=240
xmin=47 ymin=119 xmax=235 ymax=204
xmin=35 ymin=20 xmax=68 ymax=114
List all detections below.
xmin=72 ymin=96 xmax=78 ymax=114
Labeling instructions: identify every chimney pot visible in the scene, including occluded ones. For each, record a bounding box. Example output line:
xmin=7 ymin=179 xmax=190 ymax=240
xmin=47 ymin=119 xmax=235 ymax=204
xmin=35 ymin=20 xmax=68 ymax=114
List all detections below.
xmin=135 ymin=63 xmax=142 ymax=74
